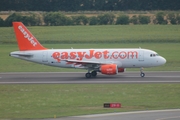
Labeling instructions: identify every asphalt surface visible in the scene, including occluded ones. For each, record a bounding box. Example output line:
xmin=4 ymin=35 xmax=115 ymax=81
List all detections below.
xmin=0 ymin=72 xmax=180 ymax=120
xmin=54 ymin=109 xmax=180 ymax=120
xmin=0 ymin=71 xmax=180 ymax=84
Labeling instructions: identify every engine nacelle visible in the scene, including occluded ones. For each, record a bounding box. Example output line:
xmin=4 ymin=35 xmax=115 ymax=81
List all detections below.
xmin=118 ymin=68 xmax=125 ymax=72
xmin=100 ymin=64 xmax=118 ymax=75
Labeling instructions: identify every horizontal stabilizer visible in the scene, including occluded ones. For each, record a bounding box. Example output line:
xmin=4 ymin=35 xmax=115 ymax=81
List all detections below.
xmin=10 ymin=52 xmax=33 ymax=57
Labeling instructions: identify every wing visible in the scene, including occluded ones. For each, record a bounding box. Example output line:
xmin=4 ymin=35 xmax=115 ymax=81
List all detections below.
xmin=64 ymin=58 xmax=122 ymax=69
xmin=65 ymin=59 xmax=103 ymax=65
xmin=63 ymin=59 xmax=110 ymax=69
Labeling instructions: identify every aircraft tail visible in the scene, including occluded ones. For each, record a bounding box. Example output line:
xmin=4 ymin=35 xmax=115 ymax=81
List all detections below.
xmin=13 ymin=22 xmax=47 ymax=51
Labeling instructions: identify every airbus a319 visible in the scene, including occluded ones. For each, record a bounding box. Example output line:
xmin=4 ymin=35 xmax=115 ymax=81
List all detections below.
xmin=10 ymin=22 xmax=166 ymax=78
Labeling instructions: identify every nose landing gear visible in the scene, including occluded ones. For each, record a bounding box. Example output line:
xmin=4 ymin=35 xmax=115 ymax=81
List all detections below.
xmin=140 ymin=67 xmax=145 ymax=77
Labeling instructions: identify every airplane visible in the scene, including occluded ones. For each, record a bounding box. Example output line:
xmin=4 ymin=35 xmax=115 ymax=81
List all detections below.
xmin=10 ymin=22 xmax=166 ymax=78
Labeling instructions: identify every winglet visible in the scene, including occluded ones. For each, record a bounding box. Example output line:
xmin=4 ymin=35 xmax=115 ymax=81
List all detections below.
xmin=13 ymin=22 xmax=47 ymax=51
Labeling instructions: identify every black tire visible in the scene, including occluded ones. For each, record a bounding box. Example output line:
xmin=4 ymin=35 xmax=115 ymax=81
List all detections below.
xmin=91 ymin=71 xmax=97 ymax=77
xmin=85 ymin=73 xmax=91 ymax=78
xmin=140 ymin=73 xmax=145 ymax=77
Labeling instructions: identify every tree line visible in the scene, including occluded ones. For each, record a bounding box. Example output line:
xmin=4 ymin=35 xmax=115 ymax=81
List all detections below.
xmin=1 ymin=12 xmax=180 ymax=27
xmin=0 ymin=0 xmax=180 ymax=11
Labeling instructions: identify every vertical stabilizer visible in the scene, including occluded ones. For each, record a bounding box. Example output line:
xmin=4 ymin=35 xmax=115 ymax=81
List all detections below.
xmin=13 ymin=22 xmax=47 ymax=51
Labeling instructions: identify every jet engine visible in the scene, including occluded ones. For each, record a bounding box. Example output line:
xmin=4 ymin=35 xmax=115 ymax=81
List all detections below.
xmin=100 ymin=64 xmax=118 ymax=75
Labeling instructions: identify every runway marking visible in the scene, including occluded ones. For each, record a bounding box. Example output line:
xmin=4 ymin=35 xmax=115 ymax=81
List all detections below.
xmin=128 ymin=76 xmax=180 ymax=78
xmin=156 ymin=116 xmax=180 ymax=120
xmin=76 ymin=109 xmax=180 ymax=118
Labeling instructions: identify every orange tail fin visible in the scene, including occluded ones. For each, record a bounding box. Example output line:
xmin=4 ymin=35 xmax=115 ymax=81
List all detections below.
xmin=13 ymin=22 xmax=47 ymax=51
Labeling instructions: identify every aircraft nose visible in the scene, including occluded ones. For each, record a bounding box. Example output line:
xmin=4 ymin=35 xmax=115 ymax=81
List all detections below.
xmin=160 ymin=57 xmax=166 ymax=65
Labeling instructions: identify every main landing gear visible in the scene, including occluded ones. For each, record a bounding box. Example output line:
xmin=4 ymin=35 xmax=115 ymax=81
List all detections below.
xmin=140 ymin=67 xmax=145 ymax=77
xmin=85 ymin=71 xmax=97 ymax=78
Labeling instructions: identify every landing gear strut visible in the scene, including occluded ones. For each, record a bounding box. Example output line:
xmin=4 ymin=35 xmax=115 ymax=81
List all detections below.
xmin=140 ymin=67 xmax=145 ymax=77
xmin=85 ymin=70 xmax=97 ymax=78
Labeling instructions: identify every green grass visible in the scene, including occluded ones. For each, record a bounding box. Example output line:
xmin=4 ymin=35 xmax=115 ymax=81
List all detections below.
xmin=0 ymin=84 xmax=180 ymax=119
xmin=1 ymin=43 xmax=180 ymax=72
xmin=1 ymin=25 xmax=180 ymax=44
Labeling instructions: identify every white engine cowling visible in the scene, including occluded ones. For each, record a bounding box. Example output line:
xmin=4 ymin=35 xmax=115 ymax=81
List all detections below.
xmin=100 ymin=64 xmax=118 ymax=75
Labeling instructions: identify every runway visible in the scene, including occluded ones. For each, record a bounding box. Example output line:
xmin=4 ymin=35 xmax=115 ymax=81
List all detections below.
xmin=0 ymin=71 xmax=180 ymax=84
xmin=53 ymin=109 xmax=180 ymax=120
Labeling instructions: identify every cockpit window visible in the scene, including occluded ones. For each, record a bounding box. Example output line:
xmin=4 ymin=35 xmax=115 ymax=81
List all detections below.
xmin=150 ymin=54 xmax=159 ymax=57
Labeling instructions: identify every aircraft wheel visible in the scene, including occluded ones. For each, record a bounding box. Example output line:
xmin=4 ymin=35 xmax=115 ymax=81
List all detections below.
xmin=91 ymin=71 xmax=97 ymax=77
xmin=140 ymin=73 xmax=145 ymax=77
xmin=85 ymin=73 xmax=91 ymax=78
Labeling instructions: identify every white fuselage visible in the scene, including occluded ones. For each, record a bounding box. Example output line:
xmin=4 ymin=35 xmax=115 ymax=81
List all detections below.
xmin=10 ymin=48 xmax=166 ymax=69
